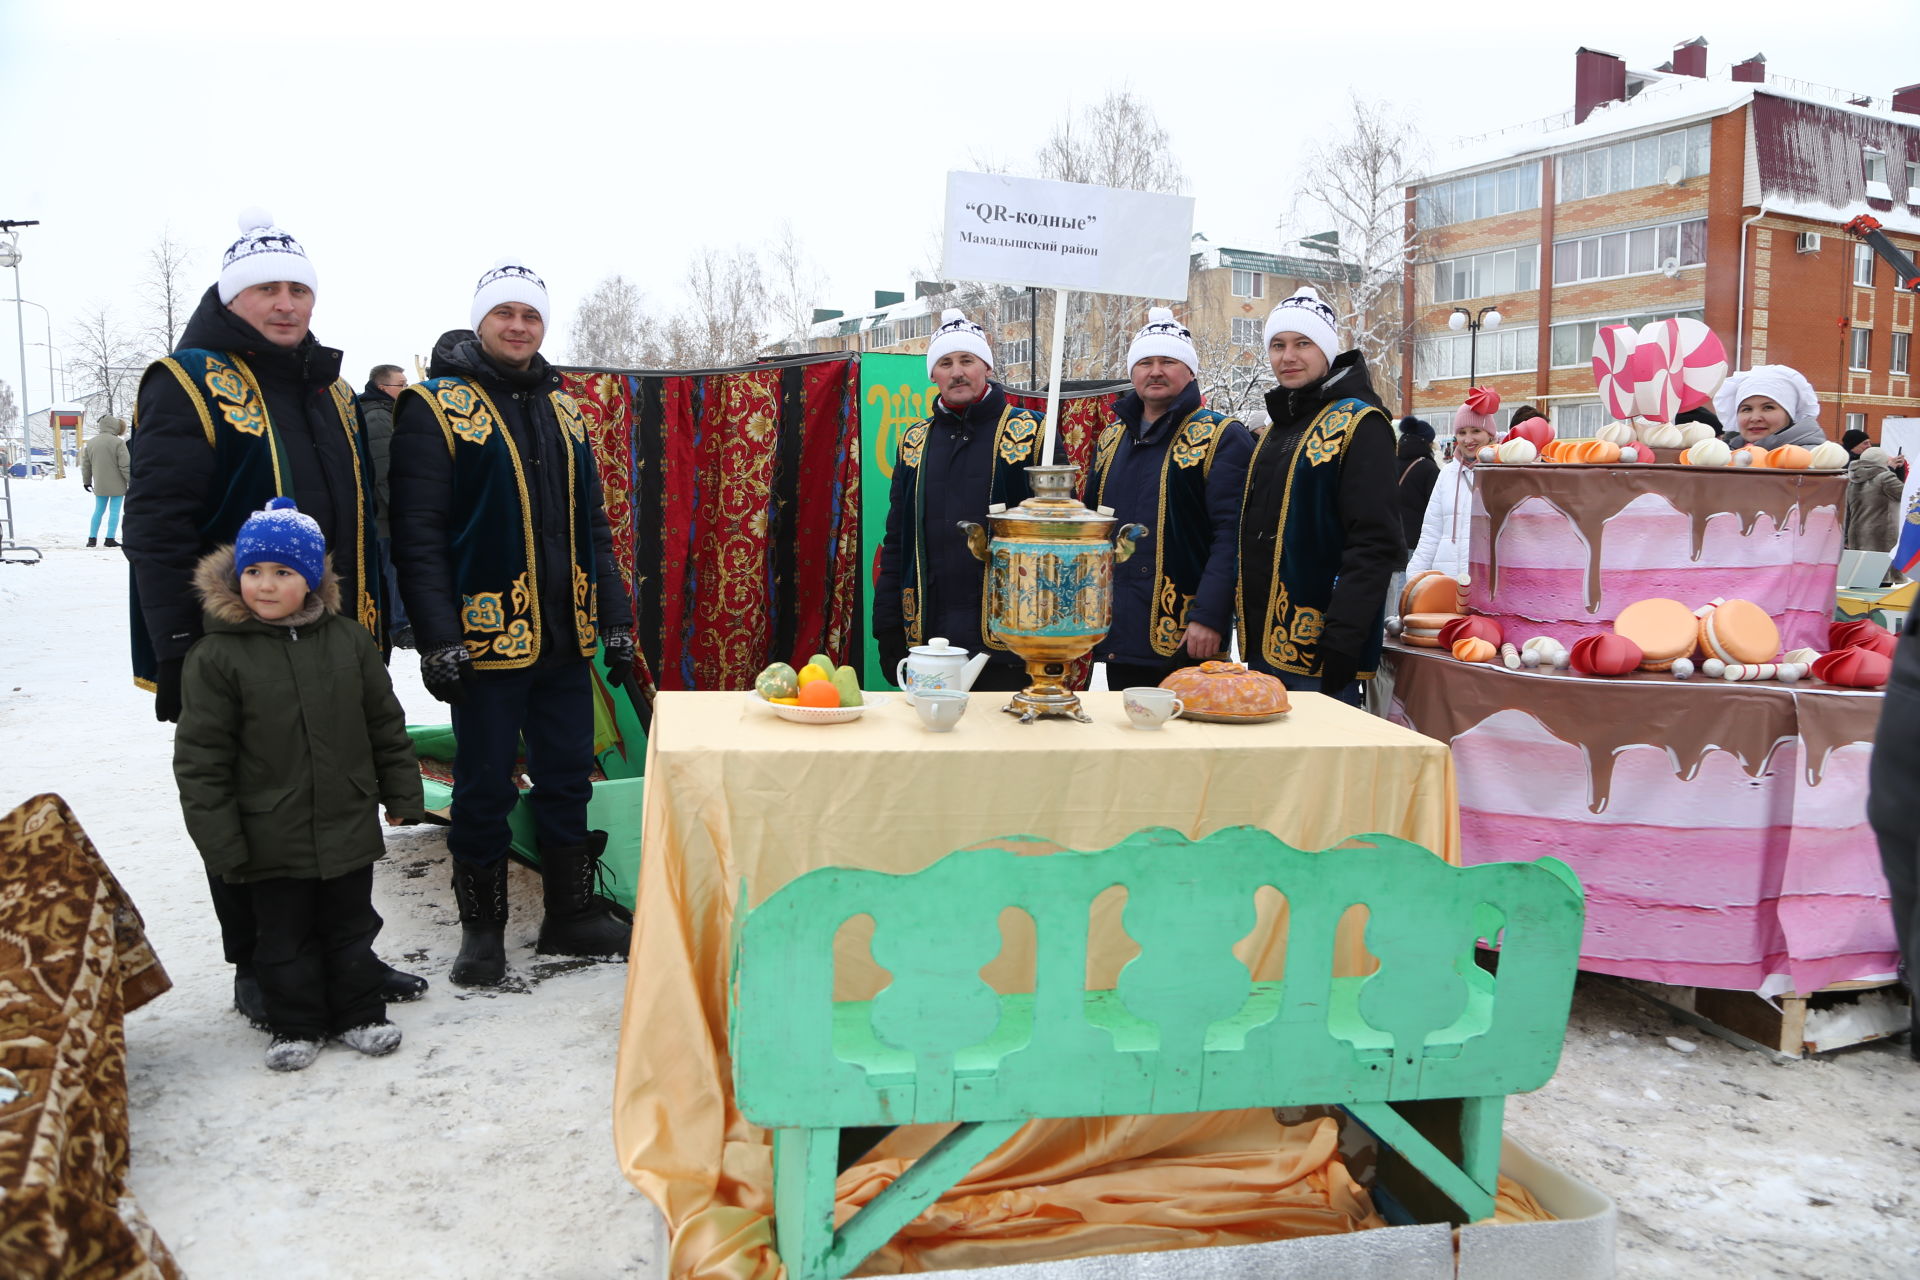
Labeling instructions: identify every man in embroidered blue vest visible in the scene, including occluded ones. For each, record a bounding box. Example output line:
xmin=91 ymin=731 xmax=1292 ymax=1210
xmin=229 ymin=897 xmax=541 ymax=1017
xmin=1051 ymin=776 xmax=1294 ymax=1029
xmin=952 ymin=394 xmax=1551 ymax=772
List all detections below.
xmin=389 ymin=260 xmax=636 ymax=987
xmin=123 ymin=209 xmax=425 ymax=1021
xmin=1087 ymin=308 xmax=1254 ymax=691
xmin=874 ymin=309 xmax=1041 ymax=693
xmin=1236 ymin=286 xmax=1403 ymax=705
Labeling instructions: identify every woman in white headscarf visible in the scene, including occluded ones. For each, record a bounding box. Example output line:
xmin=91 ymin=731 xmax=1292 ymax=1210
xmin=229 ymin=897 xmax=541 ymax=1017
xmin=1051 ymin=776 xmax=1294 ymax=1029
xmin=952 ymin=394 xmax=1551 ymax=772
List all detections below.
xmin=1713 ymin=365 xmax=1828 ymax=450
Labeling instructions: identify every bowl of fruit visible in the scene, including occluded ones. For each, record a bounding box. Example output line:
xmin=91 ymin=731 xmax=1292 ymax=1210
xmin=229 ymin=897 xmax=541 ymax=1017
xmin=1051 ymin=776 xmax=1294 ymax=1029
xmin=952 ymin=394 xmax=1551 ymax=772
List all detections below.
xmin=750 ymin=655 xmax=886 ymax=724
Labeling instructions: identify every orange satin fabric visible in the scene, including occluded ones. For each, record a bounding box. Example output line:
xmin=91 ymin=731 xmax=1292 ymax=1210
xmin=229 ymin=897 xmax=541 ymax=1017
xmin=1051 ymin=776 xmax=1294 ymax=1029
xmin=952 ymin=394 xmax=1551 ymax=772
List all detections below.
xmin=615 ymin=691 xmax=1465 ymax=1279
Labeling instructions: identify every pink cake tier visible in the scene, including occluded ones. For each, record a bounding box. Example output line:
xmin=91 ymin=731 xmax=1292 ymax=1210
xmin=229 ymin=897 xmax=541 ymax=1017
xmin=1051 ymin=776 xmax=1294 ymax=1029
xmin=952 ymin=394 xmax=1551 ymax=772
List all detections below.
xmin=1467 ymin=463 xmax=1844 ymax=655
xmin=1384 ymin=643 xmax=1894 ymax=994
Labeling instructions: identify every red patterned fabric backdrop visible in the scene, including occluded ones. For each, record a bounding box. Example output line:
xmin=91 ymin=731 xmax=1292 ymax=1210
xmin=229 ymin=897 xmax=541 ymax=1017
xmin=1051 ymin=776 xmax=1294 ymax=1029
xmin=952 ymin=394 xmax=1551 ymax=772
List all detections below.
xmin=562 ymin=357 xmax=862 ymax=694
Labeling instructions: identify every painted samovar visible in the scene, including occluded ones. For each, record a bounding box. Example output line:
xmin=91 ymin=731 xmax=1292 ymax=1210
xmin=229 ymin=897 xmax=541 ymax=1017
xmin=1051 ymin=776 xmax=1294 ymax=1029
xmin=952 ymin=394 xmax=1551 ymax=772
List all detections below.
xmin=959 ymin=464 xmax=1146 ymax=723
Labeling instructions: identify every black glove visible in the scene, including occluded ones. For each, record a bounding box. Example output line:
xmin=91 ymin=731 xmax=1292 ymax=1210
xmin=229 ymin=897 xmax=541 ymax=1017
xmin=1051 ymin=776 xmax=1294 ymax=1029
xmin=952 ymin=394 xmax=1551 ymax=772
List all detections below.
xmin=877 ymin=627 xmax=908 ymax=683
xmin=1317 ymin=647 xmax=1358 ymax=704
xmin=602 ymin=627 xmax=636 ymax=688
xmin=421 ymin=643 xmax=475 ymax=706
xmin=153 ymin=657 xmax=184 ymax=723
xmin=83 ymin=481 xmax=93 ymax=493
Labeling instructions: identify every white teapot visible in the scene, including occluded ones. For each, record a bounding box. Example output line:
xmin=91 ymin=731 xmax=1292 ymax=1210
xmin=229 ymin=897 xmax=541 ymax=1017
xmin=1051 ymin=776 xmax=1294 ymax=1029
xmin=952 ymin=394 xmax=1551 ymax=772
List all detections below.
xmin=896 ymin=636 xmax=990 ymax=698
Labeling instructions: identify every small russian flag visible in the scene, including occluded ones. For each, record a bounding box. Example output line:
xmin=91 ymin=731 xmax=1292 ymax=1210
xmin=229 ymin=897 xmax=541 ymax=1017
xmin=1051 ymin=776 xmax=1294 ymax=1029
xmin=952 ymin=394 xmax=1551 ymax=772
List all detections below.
xmin=1896 ymin=483 xmax=1920 ymax=576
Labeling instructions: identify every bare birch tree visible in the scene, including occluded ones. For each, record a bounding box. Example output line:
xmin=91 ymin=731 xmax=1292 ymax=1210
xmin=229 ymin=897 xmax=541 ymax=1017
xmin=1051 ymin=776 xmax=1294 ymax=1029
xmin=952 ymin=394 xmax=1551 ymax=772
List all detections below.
xmin=766 ymin=222 xmax=830 ymax=351
xmin=569 ymin=273 xmax=663 ymax=367
xmin=142 ymin=228 xmax=194 ymax=354
xmin=67 ymin=305 xmax=145 ymax=418
xmin=666 ymin=248 xmax=767 ymax=367
xmin=1286 ymin=95 xmax=1426 ymax=406
xmin=1032 ymin=90 xmax=1186 ymax=380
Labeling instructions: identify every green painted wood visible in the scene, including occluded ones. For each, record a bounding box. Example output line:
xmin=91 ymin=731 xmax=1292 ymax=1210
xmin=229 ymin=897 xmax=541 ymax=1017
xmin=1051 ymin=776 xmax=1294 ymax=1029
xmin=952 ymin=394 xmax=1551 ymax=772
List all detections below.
xmin=825 ymin=1120 xmax=1023 ymax=1279
xmin=731 ymin=826 xmax=1584 ymax=1275
xmin=1345 ymin=1100 xmax=1495 ymax=1222
xmin=773 ymin=1127 xmax=840 ymax=1279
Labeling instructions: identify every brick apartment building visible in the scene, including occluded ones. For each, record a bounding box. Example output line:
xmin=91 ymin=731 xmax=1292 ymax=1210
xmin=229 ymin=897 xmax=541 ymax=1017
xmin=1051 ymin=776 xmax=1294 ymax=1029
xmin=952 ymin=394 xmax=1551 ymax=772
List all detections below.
xmin=768 ymin=238 xmax=1344 ymax=418
xmin=1403 ymin=40 xmax=1920 ymax=443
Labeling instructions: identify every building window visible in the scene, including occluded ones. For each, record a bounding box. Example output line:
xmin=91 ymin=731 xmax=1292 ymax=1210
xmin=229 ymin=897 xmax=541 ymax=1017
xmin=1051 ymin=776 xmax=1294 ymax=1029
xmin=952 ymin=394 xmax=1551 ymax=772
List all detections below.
xmin=1548 ymin=308 xmax=1705 ymax=368
xmin=1005 ymin=292 xmax=1033 ymax=322
xmin=1551 ymin=218 xmax=1706 ymax=285
xmin=1865 ymin=149 xmax=1889 ymax=185
xmin=1230 ymin=317 xmax=1262 ymax=347
xmin=1850 ymin=327 xmax=1872 ymax=371
xmin=1557 ymin=124 xmax=1710 ymax=203
xmin=1796 ymin=232 xmax=1820 ymax=253
xmin=1909 ymin=161 xmax=1920 ymax=199
xmin=1414 ymin=326 xmax=1538 ymax=382
xmin=1003 ymin=338 xmax=1032 ymax=368
xmin=1846 ymin=412 xmax=1868 ymax=436
xmin=1553 ymin=400 xmax=1609 ymax=438
xmin=1428 ymin=244 xmax=1539 ymax=304
xmin=1231 ymin=269 xmax=1265 ymax=299
xmin=1893 ymin=332 xmax=1910 ymax=375
xmin=1415 ymin=162 xmax=1542 ymax=228
xmin=1854 ymin=243 xmax=1876 ymax=287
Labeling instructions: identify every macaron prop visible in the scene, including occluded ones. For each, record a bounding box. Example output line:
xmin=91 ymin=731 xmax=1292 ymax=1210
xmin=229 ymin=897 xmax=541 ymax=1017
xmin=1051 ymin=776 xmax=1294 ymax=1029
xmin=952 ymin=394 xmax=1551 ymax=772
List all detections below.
xmin=1830 ymin=619 xmax=1897 ymax=658
xmin=1400 ymin=571 xmax=1464 ymax=620
xmin=1613 ymin=598 xmax=1700 ymax=671
xmin=1697 ymin=598 xmax=1781 ymax=666
xmin=1569 ymin=633 xmax=1645 ymax=676
xmin=1811 ymin=647 xmax=1891 ymax=688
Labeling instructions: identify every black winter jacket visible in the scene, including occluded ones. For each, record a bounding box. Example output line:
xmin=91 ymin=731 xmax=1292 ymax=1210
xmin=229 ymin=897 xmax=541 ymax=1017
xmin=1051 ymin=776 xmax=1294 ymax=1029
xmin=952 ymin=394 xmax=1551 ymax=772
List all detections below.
xmin=357 ymin=378 xmax=398 ymax=539
xmin=125 ymin=286 xmax=374 ymax=664
xmin=1242 ymin=350 xmax=1404 ymax=663
xmin=1395 ymin=434 xmax=1440 ymax=562
xmin=388 ymin=338 xmax=632 ymax=665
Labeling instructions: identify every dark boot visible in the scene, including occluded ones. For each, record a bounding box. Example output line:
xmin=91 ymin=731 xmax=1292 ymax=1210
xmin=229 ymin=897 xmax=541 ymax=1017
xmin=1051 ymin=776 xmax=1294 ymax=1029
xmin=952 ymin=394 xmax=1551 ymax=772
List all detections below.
xmin=233 ymin=966 xmax=269 ymax=1029
xmin=535 ymin=831 xmax=633 ymax=958
xmin=378 ymin=963 xmax=429 ymax=1002
xmin=103 ymin=536 xmax=120 ymax=548
xmin=449 ymin=859 xmax=509 ymax=987
xmin=85 ymin=537 xmax=97 ymax=547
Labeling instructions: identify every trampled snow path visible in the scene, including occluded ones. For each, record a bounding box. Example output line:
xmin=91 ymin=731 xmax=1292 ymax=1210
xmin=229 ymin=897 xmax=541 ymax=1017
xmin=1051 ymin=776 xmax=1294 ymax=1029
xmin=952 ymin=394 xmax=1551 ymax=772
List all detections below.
xmin=3 ymin=472 xmax=1918 ymax=1279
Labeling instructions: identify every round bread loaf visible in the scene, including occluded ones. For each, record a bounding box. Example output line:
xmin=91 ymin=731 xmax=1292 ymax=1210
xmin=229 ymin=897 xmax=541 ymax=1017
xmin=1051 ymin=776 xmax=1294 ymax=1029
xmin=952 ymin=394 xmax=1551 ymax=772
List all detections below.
xmin=1160 ymin=661 xmax=1290 ymax=718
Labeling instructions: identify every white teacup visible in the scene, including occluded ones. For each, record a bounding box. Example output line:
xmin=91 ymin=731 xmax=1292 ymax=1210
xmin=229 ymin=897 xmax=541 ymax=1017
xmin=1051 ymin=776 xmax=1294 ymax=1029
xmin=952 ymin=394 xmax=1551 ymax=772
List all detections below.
xmin=913 ymin=688 xmax=970 ymax=733
xmin=1122 ymin=687 xmax=1185 ymax=730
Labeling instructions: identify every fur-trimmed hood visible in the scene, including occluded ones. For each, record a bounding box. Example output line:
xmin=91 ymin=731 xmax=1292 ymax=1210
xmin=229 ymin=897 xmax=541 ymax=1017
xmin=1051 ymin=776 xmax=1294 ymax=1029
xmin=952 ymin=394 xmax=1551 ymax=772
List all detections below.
xmin=192 ymin=544 xmax=342 ymax=631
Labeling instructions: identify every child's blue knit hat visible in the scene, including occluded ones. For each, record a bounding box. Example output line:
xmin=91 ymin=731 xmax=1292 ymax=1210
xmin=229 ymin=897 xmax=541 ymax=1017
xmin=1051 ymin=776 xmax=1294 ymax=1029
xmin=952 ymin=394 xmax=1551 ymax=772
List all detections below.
xmin=234 ymin=497 xmax=327 ymax=589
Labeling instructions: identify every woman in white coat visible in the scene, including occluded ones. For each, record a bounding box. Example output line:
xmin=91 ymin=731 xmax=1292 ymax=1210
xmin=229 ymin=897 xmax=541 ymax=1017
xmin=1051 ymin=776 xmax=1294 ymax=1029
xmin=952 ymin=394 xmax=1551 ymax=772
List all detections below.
xmin=1408 ymin=390 xmax=1499 ymax=577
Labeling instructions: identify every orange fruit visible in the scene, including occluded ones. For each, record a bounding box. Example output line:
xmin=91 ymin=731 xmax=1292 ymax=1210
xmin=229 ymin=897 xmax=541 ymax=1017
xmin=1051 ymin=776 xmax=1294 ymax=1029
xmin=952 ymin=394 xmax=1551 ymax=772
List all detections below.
xmin=797 ymin=680 xmax=840 ymax=708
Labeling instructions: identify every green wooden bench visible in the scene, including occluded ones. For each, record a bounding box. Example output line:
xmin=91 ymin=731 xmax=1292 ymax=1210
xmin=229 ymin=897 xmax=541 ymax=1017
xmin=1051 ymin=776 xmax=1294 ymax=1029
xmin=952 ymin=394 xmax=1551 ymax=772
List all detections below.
xmin=729 ymin=826 xmax=1584 ymax=1280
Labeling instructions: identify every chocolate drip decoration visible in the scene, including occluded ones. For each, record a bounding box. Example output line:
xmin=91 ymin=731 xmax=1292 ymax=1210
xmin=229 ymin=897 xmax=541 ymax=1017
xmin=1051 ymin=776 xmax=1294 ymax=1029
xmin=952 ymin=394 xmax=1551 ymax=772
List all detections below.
xmin=1384 ymin=642 xmax=1881 ymax=814
xmin=1475 ymin=465 xmax=1845 ymax=613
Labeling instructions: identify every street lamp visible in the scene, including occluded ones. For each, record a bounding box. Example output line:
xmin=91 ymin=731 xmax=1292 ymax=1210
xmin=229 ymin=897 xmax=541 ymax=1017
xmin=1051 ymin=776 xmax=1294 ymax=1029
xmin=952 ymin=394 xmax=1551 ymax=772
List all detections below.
xmin=1448 ymin=305 xmax=1504 ymax=387
xmin=7 ymin=299 xmax=58 ymax=406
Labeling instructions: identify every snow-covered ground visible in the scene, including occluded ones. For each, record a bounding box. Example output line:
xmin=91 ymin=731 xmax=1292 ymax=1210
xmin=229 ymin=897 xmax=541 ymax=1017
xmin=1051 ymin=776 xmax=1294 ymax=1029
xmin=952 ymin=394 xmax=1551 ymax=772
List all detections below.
xmin=3 ymin=472 xmax=1917 ymax=1279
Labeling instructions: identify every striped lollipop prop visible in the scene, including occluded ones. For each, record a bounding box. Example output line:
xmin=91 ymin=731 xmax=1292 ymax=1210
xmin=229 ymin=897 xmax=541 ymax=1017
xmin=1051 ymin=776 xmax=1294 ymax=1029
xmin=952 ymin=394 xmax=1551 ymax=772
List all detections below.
xmin=1630 ymin=319 xmax=1686 ymax=423
xmin=1591 ymin=324 xmax=1639 ymax=420
xmin=1672 ymin=317 xmax=1728 ymax=412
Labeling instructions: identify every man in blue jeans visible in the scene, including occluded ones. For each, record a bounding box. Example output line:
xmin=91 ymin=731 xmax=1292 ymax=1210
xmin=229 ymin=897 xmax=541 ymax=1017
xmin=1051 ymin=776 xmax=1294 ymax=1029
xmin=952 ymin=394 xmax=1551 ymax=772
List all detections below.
xmin=388 ymin=260 xmax=635 ymax=987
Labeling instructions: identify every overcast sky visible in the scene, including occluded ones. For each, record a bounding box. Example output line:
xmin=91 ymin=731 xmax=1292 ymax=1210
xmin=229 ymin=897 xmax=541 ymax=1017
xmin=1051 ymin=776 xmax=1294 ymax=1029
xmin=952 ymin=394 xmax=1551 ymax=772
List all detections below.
xmin=3 ymin=0 xmax=1917 ymax=407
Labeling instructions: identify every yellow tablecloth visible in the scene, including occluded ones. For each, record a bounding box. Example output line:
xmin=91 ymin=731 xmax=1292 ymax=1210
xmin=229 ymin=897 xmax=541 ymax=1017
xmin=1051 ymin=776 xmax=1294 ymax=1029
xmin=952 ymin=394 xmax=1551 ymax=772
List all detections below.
xmin=613 ymin=690 xmax=1459 ymax=1278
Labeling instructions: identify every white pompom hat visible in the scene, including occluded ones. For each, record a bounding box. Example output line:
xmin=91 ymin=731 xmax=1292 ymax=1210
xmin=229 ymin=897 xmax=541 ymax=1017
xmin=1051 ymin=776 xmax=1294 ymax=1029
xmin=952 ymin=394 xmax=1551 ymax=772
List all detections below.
xmin=218 ymin=208 xmax=317 ymax=305
xmin=926 ymin=309 xmax=993 ymax=377
xmin=1126 ymin=306 xmax=1199 ymax=378
xmin=471 ymin=258 xmax=550 ymax=331
xmin=1261 ymin=285 xmax=1340 ymax=367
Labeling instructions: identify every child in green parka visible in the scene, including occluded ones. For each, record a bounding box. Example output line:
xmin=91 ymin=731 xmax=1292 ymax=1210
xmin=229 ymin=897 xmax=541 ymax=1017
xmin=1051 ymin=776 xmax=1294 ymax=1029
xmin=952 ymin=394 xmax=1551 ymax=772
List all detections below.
xmin=173 ymin=498 xmax=425 ymax=1072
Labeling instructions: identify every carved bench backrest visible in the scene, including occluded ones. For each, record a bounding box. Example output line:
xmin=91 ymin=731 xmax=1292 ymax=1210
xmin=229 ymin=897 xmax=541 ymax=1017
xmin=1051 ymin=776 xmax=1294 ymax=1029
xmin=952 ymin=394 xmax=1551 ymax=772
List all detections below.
xmin=732 ymin=827 xmax=1583 ymax=1130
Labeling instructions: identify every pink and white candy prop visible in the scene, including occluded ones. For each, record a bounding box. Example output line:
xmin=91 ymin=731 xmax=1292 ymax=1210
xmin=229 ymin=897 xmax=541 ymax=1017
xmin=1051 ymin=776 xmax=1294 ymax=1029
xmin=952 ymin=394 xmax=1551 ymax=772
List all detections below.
xmin=1590 ymin=319 xmax=1730 ymax=423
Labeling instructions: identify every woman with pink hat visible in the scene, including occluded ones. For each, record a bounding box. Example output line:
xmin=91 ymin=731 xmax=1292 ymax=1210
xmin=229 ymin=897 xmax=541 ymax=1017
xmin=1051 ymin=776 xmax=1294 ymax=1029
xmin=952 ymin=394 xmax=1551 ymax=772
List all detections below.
xmin=1408 ymin=387 xmax=1499 ymax=577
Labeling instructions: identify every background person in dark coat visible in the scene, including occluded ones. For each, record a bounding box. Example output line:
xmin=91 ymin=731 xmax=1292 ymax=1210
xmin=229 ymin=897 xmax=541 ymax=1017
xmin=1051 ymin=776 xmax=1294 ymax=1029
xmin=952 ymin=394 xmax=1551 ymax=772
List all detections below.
xmin=1394 ymin=417 xmax=1438 ymax=561
xmin=358 ymin=364 xmax=412 ymax=646
xmin=874 ymin=310 xmax=1041 ymax=693
xmin=1869 ymin=596 xmax=1920 ymax=1059
xmin=1086 ymin=308 xmax=1252 ymax=691
xmin=122 ymin=211 xmax=424 ymax=1024
xmin=389 ymin=261 xmax=635 ymax=988
xmin=1237 ymin=287 xmax=1403 ymax=704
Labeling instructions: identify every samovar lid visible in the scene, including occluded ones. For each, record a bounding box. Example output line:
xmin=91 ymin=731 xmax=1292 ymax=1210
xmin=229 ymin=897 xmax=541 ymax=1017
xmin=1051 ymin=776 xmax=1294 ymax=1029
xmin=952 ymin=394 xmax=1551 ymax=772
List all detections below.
xmin=992 ymin=464 xmax=1113 ymax=531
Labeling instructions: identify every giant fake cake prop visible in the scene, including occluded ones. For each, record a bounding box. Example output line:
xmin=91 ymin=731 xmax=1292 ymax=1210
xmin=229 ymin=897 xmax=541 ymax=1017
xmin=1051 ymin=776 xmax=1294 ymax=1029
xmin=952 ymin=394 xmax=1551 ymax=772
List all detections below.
xmin=1383 ymin=321 xmax=1898 ymax=995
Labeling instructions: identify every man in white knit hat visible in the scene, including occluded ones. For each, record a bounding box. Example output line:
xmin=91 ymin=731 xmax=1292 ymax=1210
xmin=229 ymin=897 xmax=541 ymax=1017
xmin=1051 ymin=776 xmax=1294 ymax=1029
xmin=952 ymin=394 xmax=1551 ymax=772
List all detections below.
xmin=1235 ymin=285 xmax=1403 ymax=704
xmin=123 ymin=209 xmax=425 ymax=1023
xmin=874 ymin=308 xmax=1044 ymax=692
xmin=388 ymin=259 xmax=637 ymax=987
xmin=1086 ymin=307 xmax=1253 ymax=690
